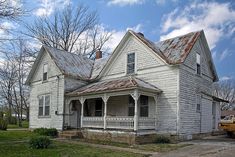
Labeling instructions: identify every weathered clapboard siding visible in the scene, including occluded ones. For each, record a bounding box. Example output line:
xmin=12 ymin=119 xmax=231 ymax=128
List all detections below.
xmin=100 ymin=36 xmax=178 ymax=134
xmin=29 ymin=51 xmax=64 ymax=130
xmin=179 ymin=38 xmax=214 ymax=135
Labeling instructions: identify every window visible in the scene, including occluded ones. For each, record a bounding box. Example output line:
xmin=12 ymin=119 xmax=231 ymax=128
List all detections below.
xmin=128 ymin=96 xmax=134 ymax=116
xmin=95 ymin=99 xmax=103 ymax=116
xmin=196 ymin=104 xmax=201 ymax=113
xmin=127 ymin=53 xmax=135 ymax=74
xmin=140 ymin=95 xmax=148 ymax=117
xmin=196 ymin=94 xmax=201 ymax=113
xmin=196 ymin=53 xmax=201 ymax=75
xmin=38 ymin=94 xmax=50 ymax=116
xmin=43 ymin=64 xmax=48 ymax=81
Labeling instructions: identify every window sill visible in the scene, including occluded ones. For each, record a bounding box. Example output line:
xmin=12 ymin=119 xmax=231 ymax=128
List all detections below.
xmin=126 ymin=73 xmax=137 ymax=76
xmin=38 ymin=115 xmax=51 ymax=118
xmin=42 ymin=80 xmax=48 ymax=83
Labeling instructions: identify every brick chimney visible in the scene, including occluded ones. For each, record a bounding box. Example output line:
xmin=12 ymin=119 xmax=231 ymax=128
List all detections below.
xmin=137 ymin=32 xmax=144 ymax=37
xmin=95 ymin=49 xmax=102 ymax=59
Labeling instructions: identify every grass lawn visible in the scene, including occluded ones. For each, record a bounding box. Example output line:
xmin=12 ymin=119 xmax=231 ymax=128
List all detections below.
xmin=0 ymin=131 xmax=144 ymax=157
xmin=7 ymin=121 xmax=29 ymax=129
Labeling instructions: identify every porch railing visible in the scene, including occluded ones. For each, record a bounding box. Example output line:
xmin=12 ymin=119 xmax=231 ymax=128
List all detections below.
xmin=138 ymin=117 xmax=156 ymax=130
xmin=106 ymin=116 xmax=134 ymax=130
xmin=83 ymin=117 xmax=104 ymax=128
xmin=82 ymin=116 xmax=156 ymax=130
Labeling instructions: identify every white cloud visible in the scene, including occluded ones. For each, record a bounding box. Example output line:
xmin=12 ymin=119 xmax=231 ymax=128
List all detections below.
xmin=219 ymin=49 xmax=232 ymax=62
xmin=34 ymin=0 xmax=71 ymax=17
xmin=160 ymin=1 xmax=235 ymax=50
xmin=156 ymin=0 xmax=178 ymax=6
xmin=107 ymin=0 xmax=144 ymax=6
xmin=104 ymin=24 xmax=143 ymax=52
xmin=220 ymin=76 xmax=233 ymax=81
xmin=126 ymin=23 xmax=143 ymax=32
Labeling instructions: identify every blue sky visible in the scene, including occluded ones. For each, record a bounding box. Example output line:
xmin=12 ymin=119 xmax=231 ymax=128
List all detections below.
xmin=5 ymin=0 xmax=235 ymax=80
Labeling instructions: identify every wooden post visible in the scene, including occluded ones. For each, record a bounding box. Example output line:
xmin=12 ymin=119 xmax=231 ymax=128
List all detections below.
xmin=79 ymin=96 xmax=85 ymax=128
xmin=103 ymin=94 xmax=109 ymax=129
xmin=133 ymin=90 xmax=139 ymax=131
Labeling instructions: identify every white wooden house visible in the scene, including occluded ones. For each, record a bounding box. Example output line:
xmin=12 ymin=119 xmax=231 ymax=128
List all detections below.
xmin=26 ymin=30 xmax=224 ymax=142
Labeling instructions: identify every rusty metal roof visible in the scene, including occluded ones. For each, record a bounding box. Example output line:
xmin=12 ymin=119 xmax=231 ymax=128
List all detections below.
xmin=130 ymin=30 xmax=201 ymax=64
xmin=44 ymin=45 xmax=94 ymax=80
xmin=90 ymin=57 xmax=108 ymax=80
xmin=67 ymin=76 xmax=162 ymax=96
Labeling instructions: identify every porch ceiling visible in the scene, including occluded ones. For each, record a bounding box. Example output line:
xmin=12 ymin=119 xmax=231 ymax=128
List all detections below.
xmin=66 ymin=76 xmax=162 ymax=96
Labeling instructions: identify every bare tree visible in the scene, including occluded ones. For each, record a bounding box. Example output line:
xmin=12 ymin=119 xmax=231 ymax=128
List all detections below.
xmin=0 ymin=0 xmax=24 ymax=19
xmin=213 ymin=80 xmax=235 ymax=110
xmin=0 ymin=39 xmax=30 ymax=126
xmin=24 ymin=5 xmax=112 ymax=58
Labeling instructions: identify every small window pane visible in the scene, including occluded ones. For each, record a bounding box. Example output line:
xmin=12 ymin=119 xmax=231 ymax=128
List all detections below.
xmin=39 ymin=96 xmax=43 ymax=107
xmin=43 ymin=73 xmax=47 ymax=81
xmin=127 ymin=63 xmax=135 ymax=74
xmin=196 ymin=104 xmax=201 ymax=113
xmin=45 ymin=95 xmax=50 ymax=106
xmin=127 ymin=53 xmax=135 ymax=63
xmin=196 ymin=53 xmax=200 ymax=64
xmin=43 ymin=64 xmax=48 ymax=81
xmin=45 ymin=106 xmax=50 ymax=116
xmin=140 ymin=96 xmax=148 ymax=117
xmin=197 ymin=64 xmax=201 ymax=75
xmin=39 ymin=107 xmax=43 ymax=116
xmin=43 ymin=64 xmax=48 ymax=73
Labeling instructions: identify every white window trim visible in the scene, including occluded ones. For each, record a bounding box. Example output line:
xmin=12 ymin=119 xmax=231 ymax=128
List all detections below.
xmin=38 ymin=94 xmax=51 ymax=117
xmin=42 ymin=63 xmax=48 ymax=82
xmin=126 ymin=52 xmax=137 ymax=75
xmin=196 ymin=53 xmax=201 ymax=75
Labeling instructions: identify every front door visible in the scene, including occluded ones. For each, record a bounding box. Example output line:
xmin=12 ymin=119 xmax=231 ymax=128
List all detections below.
xmin=69 ymin=100 xmax=81 ymax=129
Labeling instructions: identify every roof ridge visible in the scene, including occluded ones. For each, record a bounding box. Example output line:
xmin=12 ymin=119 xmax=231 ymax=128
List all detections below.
xmin=156 ymin=30 xmax=202 ymax=44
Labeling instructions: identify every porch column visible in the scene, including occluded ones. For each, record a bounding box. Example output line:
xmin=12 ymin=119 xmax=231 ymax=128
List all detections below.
xmin=133 ymin=89 xmax=140 ymax=131
xmin=103 ymin=94 xmax=109 ymax=129
xmin=153 ymin=95 xmax=158 ymax=129
xmin=79 ymin=96 xmax=85 ymax=128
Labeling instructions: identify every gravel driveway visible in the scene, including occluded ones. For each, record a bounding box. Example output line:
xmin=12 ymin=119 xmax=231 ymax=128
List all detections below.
xmin=153 ymin=135 xmax=235 ymax=157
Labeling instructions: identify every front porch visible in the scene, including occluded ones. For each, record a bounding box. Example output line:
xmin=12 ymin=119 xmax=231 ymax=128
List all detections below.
xmin=64 ymin=77 xmax=161 ymax=132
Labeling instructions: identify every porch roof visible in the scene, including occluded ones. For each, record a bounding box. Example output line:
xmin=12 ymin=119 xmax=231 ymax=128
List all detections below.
xmin=67 ymin=76 xmax=162 ymax=96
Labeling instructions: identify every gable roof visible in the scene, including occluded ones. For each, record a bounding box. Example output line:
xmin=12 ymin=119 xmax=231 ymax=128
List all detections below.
xmin=99 ymin=30 xmax=218 ymax=81
xmin=26 ymin=45 xmax=94 ymax=84
xmin=43 ymin=46 xmax=94 ymax=79
xmin=67 ymin=76 xmax=162 ymax=96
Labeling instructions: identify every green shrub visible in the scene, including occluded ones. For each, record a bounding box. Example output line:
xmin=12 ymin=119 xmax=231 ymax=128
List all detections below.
xmin=0 ymin=118 xmax=8 ymax=130
xmin=33 ymin=128 xmax=58 ymax=137
xmin=29 ymin=136 xmax=51 ymax=149
xmin=7 ymin=116 xmax=17 ymax=125
xmin=155 ymin=135 xmax=171 ymax=144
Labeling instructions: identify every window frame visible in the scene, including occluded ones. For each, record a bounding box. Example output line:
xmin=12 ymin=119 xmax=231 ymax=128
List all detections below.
xmin=140 ymin=95 xmax=149 ymax=117
xmin=38 ymin=94 xmax=51 ymax=117
xmin=196 ymin=94 xmax=201 ymax=113
xmin=196 ymin=53 xmax=201 ymax=75
xmin=43 ymin=63 xmax=48 ymax=81
xmin=126 ymin=52 xmax=136 ymax=75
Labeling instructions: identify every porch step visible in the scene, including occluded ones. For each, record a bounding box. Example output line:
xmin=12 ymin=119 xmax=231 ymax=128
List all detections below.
xmin=59 ymin=130 xmax=83 ymax=139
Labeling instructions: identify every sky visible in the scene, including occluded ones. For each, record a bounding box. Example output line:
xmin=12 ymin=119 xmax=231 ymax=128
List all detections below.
xmin=2 ymin=0 xmax=235 ymax=81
